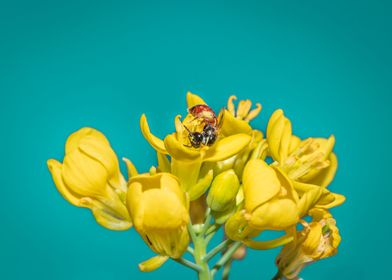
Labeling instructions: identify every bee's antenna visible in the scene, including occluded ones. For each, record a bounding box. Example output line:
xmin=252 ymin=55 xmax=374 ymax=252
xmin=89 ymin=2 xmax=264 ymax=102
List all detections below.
xmin=182 ymin=123 xmax=192 ymax=134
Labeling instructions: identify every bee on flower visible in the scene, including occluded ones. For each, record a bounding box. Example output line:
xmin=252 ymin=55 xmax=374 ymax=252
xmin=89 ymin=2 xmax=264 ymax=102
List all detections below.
xmin=47 ymin=91 xmax=345 ymax=280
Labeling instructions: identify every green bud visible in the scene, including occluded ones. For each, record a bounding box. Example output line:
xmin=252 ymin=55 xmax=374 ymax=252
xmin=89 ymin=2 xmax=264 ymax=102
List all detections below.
xmin=207 ymin=169 xmax=240 ymax=212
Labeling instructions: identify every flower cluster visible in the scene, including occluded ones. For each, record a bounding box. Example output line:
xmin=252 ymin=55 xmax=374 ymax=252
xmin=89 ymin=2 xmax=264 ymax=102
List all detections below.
xmin=48 ymin=92 xmax=345 ymax=279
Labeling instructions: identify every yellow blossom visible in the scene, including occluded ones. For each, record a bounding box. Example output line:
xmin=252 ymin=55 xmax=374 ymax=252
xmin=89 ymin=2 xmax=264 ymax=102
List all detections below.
xmin=47 ymin=127 xmax=131 ymax=230
xmin=225 ymin=159 xmax=341 ymax=249
xmin=267 ymin=109 xmax=337 ymax=187
xmin=276 ymin=209 xmax=341 ymax=279
xmin=266 ymin=109 xmax=346 ymax=212
xmin=225 ymin=159 xmax=299 ymax=249
xmin=127 ymin=172 xmax=190 ymax=270
xmin=140 ymin=92 xmax=252 ymax=200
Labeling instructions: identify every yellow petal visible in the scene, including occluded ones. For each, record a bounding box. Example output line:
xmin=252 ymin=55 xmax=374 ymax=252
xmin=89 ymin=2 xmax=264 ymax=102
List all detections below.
xmin=123 ymin=157 xmax=138 ymax=178
xmin=288 ymin=135 xmax=301 ymax=154
xmin=227 ymin=95 xmax=237 ymax=116
xmin=297 ymin=187 xmax=330 ymax=217
xmin=220 ymin=109 xmax=252 ymax=136
xmin=157 ymin=152 xmax=171 ymax=172
xmin=164 ymin=133 xmax=201 ymax=161
xmin=308 ymin=153 xmax=338 ymax=188
xmin=293 ymin=180 xmax=318 ymax=195
xmin=244 ymin=103 xmax=262 ymax=122
xmin=243 ymin=234 xmax=294 ymax=250
xmin=237 ymin=100 xmax=252 ymax=119
xmin=62 ymin=151 xmax=108 ymax=198
xmin=302 ymin=223 xmax=323 ymax=255
xmin=267 ymin=110 xmax=285 ymax=161
xmin=65 ymin=127 xmax=109 ymax=155
xmin=203 ymin=134 xmax=251 ymax=162
xmin=140 ymin=114 xmax=167 ymax=154
xmin=186 ymin=91 xmax=207 ymax=108
xmin=188 ymin=169 xmax=214 ymax=201
xmin=249 ymin=198 xmax=299 ymax=230
xmin=171 ymin=158 xmax=202 ymax=194
xmin=127 ymin=181 xmax=144 ymax=227
xmin=279 ymin=118 xmax=292 ymax=162
xmin=47 ymin=159 xmax=81 ymax=206
xmin=80 ymin=196 xmax=132 ymax=230
xmin=318 ymin=193 xmax=346 ymax=209
xmin=138 ymin=255 xmax=169 ymax=272
xmin=242 ymin=160 xmax=280 ymax=212
xmin=142 ymin=189 xmax=188 ymax=229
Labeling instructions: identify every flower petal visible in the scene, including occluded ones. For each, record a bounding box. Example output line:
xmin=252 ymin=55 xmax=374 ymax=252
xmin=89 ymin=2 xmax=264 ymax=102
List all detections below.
xmin=308 ymin=153 xmax=338 ymax=188
xmin=244 ymin=234 xmax=294 ymax=250
xmin=186 ymin=91 xmax=207 ymax=108
xmin=188 ymin=169 xmax=214 ymax=201
xmin=123 ymin=157 xmax=139 ymax=178
xmin=164 ymin=133 xmax=201 ymax=161
xmin=267 ymin=110 xmax=285 ymax=161
xmin=47 ymin=159 xmax=81 ymax=206
xmin=242 ymin=160 xmax=281 ymax=212
xmin=203 ymin=133 xmax=251 ymax=162
xmin=220 ymin=109 xmax=252 ymax=136
xmin=138 ymin=255 xmax=169 ymax=272
xmin=80 ymin=196 xmax=132 ymax=230
xmin=227 ymin=95 xmax=237 ymax=116
xmin=244 ymin=103 xmax=262 ymax=122
xmin=250 ymin=198 xmax=298 ymax=230
xmin=65 ymin=127 xmax=109 ymax=155
xmin=140 ymin=114 xmax=167 ymax=154
xmin=157 ymin=152 xmax=171 ymax=173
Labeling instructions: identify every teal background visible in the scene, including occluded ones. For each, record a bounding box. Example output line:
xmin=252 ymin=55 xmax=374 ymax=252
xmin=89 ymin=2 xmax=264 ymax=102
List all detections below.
xmin=1 ymin=0 xmax=391 ymax=279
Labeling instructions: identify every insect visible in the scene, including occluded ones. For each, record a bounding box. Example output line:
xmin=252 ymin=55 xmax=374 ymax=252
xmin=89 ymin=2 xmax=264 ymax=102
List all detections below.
xmin=184 ymin=104 xmax=223 ymax=148
xmin=183 ymin=123 xmax=218 ymax=148
xmin=188 ymin=104 xmax=218 ymax=126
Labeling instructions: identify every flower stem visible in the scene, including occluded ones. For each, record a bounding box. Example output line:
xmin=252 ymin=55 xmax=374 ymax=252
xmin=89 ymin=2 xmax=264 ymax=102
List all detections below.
xmin=174 ymin=258 xmax=202 ymax=272
xmin=204 ymin=239 xmax=231 ymax=262
xmin=221 ymin=260 xmax=232 ymax=280
xmin=193 ymin=234 xmax=212 ymax=280
xmin=211 ymin=241 xmax=242 ymax=276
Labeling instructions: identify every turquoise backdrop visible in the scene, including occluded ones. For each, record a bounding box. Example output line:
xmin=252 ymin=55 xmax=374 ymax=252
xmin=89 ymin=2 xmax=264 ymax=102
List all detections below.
xmin=1 ymin=0 xmax=391 ymax=279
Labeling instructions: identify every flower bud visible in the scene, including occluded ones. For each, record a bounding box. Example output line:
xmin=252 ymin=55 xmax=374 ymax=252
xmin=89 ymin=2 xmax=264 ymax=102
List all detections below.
xmin=207 ymin=169 xmax=240 ymax=212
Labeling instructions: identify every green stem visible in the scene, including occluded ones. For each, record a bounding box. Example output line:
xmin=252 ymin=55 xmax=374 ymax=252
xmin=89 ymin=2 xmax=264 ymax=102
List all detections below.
xmin=221 ymin=260 xmax=232 ymax=280
xmin=211 ymin=242 xmax=242 ymax=276
xmin=174 ymin=258 xmax=202 ymax=272
xmin=204 ymin=239 xmax=231 ymax=261
xmin=193 ymin=234 xmax=212 ymax=280
xmin=187 ymin=246 xmax=194 ymax=255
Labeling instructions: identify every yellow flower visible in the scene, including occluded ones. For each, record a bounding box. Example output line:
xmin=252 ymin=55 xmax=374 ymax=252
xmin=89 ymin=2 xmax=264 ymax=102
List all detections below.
xmin=127 ymin=172 xmax=190 ymax=271
xmin=225 ymin=159 xmax=339 ymax=249
xmin=47 ymin=127 xmax=131 ymax=230
xmin=266 ymin=110 xmax=346 ymax=212
xmin=225 ymin=159 xmax=299 ymax=249
xmin=140 ymin=92 xmax=252 ymax=200
xmin=267 ymin=109 xmax=337 ymax=187
xmin=276 ymin=209 xmax=341 ymax=279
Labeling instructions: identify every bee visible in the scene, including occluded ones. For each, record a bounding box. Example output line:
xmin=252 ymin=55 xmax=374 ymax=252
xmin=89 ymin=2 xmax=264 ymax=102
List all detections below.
xmin=184 ymin=104 xmax=223 ymax=148
xmin=188 ymin=104 xmax=218 ymax=126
